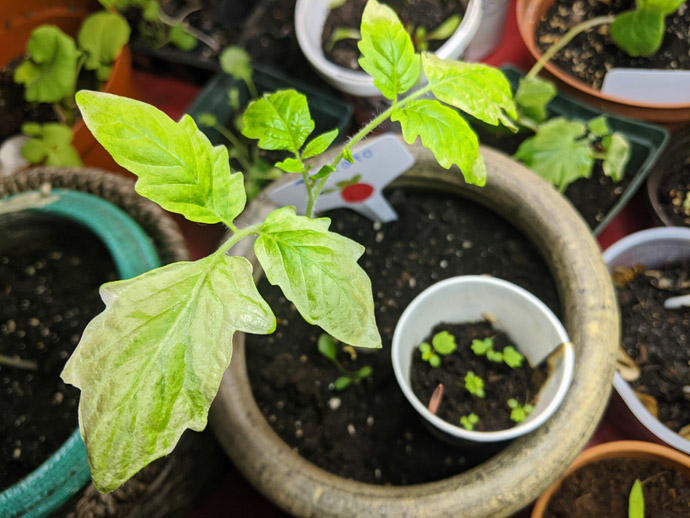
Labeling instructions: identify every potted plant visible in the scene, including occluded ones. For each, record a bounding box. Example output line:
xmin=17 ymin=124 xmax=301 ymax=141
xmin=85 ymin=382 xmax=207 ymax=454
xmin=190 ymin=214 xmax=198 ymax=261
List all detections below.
xmin=516 ymin=0 xmax=690 ymax=127
xmin=531 ymin=441 xmax=690 ymax=517
xmin=646 ymin=128 xmax=690 ymax=227
xmin=295 ymin=0 xmax=482 ymax=96
xmin=603 ymin=227 xmax=690 ymax=455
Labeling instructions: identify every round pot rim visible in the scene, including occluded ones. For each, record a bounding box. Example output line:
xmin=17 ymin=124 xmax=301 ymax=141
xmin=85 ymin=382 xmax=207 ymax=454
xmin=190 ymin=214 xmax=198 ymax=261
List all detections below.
xmin=646 ymin=132 xmax=690 ymax=227
xmin=391 ymin=274 xmax=574 ymax=442
xmin=516 ymin=0 xmax=690 ymax=110
xmin=294 ymin=0 xmax=483 ymax=97
xmin=531 ymin=440 xmax=690 ymax=517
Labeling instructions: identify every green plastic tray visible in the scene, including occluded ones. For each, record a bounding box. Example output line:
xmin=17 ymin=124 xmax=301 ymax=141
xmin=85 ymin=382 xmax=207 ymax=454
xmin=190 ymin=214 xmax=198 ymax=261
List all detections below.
xmin=186 ymin=64 xmax=353 ymax=147
xmin=497 ymin=66 xmax=670 ymax=235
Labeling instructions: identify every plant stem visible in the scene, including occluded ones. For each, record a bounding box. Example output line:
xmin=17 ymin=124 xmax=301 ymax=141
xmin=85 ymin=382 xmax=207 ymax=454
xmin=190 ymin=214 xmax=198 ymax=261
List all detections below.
xmin=213 ymin=122 xmax=252 ymax=171
xmin=527 ymin=15 xmax=615 ymax=79
xmin=245 ymin=77 xmax=259 ymax=101
xmin=157 ymin=5 xmax=220 ymax=52
xmin=217 ymin=222 xmax=262 ymax=253
xmin=0 ymin=354 xmax=38 ymax=371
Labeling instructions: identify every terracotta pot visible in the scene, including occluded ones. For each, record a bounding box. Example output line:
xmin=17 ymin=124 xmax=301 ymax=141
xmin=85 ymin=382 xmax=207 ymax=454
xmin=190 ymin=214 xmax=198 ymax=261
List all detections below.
xmin=209 ymin=138 xmax=620 ymax=518
xmin=516 ymin=0 xmax=690 ymax=129
xmin=0 ymin=2 xmax=138 ymax=175
xmin=531 ymin=440 xmax=690 ymax=517
xmin=646 ymin=128 xmax=690 ymax=227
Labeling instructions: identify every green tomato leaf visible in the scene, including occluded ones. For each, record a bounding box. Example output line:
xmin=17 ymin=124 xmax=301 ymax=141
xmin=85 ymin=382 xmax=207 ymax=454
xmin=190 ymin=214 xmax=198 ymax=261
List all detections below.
xmin=219 ymin=45 xmax=252 ymax=82
xmin=432 ymin=330 xmax=456 ymax=355
xmin=514 ymin=117 xmax=594 ymax=192
xmin=76 ymin=90 xmax=245 ymax=225
xmin=587 ymin=115 xmax=610 ymax=137
xmin=275 ymin=157 xmax=304 ymax=173
xmin=422 ymin=53 xmax=517 ymax=129
xmin=78 ymin=11 xmax=131 ymax=82
xmin=502 ymin=346 xmax=524 ymax=368
xmin=602 ymin=132 xmax=631 ymax=183
xmin=515 ymin=75 xmax=557 ymax=123
xmin=303 ymin=129 xmax=339 ymax=159
xmin=242 ymin=90 xmax=315 ymax=154
xmin=343 ymin=148 xmax=355 ymax=163
xmin=14 ymin=26 xmax=78 ymax=103
xmin=168 ymin=25 xmax=197 ymax=51
xmin=392 ymin=99 xmax=485 ymax=186
xmin=334 ymin=376 xmax=352 ymax=390
xmin=61 ymin=254 xmax=275 ymax=492
xmin=610 ymin=6 xmax=665 ymax=57
xmin=20 ymin=122 xmax=82 ymax=167
xmin=311 ymin=164 xmax=336 ymax=181
xmin=357 ymin=0 xmax=420 ymax=100
xmin=317 ymin=333 xmax=338 ymax=360
xmin=254 ymin=206 xmax=381 ymax=348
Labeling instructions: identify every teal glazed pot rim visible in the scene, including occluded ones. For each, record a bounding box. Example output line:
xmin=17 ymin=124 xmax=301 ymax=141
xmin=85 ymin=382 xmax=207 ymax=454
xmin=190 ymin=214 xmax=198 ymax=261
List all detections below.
xmin=0 ymin=189 xmax=160 ymax=518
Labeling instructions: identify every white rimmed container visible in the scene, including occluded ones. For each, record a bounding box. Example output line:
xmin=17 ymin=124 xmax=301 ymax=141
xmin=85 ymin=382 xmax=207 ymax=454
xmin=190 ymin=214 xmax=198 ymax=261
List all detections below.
xmin=392 ymin=275 xmax=574 ymax=443
xmin=295 ymin=0 xmax=483 ymax=97
xmin=603 ymin=227 xmax=690 ymax=454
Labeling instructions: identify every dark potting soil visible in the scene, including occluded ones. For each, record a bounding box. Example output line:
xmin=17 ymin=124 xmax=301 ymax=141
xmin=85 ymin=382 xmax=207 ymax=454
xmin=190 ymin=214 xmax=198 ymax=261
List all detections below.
xmin=536 ymin=0 xmax=690 ymax=90
xmin=477 ymin=127 xmax=632 ymax=230
xmin=0 ymin=214 xmax=117 ymax=490
xmin=322 ymin=0 xmax=465 ymax=71
xmin=544 ymin=458 xmax=690 ymax=518
xmin=410 ymin=320 xmax=548 ymax=431
xmin=246 ymin=187 xmax=561 ymax=485
xmin=614 ymin=262 xmax=690 ymax=434
xmin=658 ymin=160 xmax=690 ymax=227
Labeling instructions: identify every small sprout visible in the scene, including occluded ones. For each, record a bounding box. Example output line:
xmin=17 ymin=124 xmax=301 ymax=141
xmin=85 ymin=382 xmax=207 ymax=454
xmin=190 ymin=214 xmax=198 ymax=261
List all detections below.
xmin=486 ymin=349 xmax=504 ymax=363
xmin=471 ymin=337 xmax=493 ymax=355
xmin=472 ymin=336 xmax=524 ymax=367
xmin=419 ymin=330 xmax=456 ymax=367
xmin=318 ymin=334 xmax=373 ymax=391
xmin=628 ymin=479 xmax=644 ymax=518
xmin=502 ymin=346 xmax=524 ymax=368
xmin=465 ymin=371 xmax=485 ymax=398
xmin=460 ymin=413 xmax=479 ymax=431
xmin=507 ymin=398 xmax=534 ymax=423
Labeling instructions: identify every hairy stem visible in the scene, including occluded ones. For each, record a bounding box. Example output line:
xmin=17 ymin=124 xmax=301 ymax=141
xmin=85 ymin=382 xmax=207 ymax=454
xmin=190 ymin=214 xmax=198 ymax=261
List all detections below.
xmin=527 ymin=15 xmax=615 ymax=79
xmin=213 ymin=122 xmax=252 ymax=171
xmin=157 ymin=5 xmax=220 ymax=52
xmin=0 ymin=354 xmax=38 ymax=371
xmin=217 ymin=222 xmax=262 ymax=253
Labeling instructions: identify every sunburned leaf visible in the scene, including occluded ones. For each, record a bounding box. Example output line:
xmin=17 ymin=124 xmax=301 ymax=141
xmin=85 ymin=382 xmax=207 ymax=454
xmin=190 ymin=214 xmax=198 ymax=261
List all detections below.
xmin=303 ymin=129 xmax=339 ymax=159
xmin=514 ymin=117 xmax=594 ymax=192
xmin=502 ymin=346 xmax=524 ymax=368
xmin=515 ymin=75 xmax=557 ymax=123
xmin=610 ymin=6 xmax=665 ymax=57
xmin=357 ymin=0 xmax=420 ymax=100
xmin=432 ymin=330 xmax=456 ymax=355
xmin=242 ymin=90 xmax=315 ymax=154
xmin=219 ymin=45 xmax=252 ymax=82
xmin=20 ymin=122 xmax=82 ymax=167
xmin=422 ymin=53 xmax=517 ymax=129
xmin=275 ymin=157 xmax=304 ymax=173
xmin=602 ymin=132 xmax=631 ymax=183
xmin=254 ymin=206 xmax=381 ymax=348
xmin=168 ymin=25 xmax=197 ymax=51
xmin=78 ymin=11 xmax=131 ymax=82
xmin=61 ymin=254 xmax=275 ymax=492
xmin=14 ymin=26 xmax=78 ymax=103
xmin=76 ymin=91 xmax=245 ymax=226
xmin=392 ymin=99 xmax=485 ymax=185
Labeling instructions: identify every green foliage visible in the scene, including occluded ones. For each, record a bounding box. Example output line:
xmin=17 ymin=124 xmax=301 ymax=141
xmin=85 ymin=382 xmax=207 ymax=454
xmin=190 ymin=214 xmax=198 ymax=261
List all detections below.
xmin=514 ymin=76 xmax=557 ymax=123
xmin=471 ymin=337 xmax=523 ymax=367
xmin=20 ymin=122 xmax=82 ymax=167
xmin=465 ymin=371 xmax=485 ymax=398
xmin=168 ymin=25 xmax=197 ymax=50
xmin=79 ymin=11 xmax=131 ymax=81
xmin=629 ymin=479 xmax=645 ymax=518
xmin=419 ymin=330 xmax=456 ymax=367
xmin=507 ymin=398 xmax=534 ymax=423
xmin=460 ymin=413 xmax=479 ymax=431
xmin=471 ymin=337 xmax=493 ymax=356
xmin=611 ymin=0 xmax=683 ymax=57
xmin=318 ymin=334 xmax=373 ymax=391
xmin=502 ymin=346 xmax=524 ymax=368
xmin=219 ymin=46 xmax=253 ymax=84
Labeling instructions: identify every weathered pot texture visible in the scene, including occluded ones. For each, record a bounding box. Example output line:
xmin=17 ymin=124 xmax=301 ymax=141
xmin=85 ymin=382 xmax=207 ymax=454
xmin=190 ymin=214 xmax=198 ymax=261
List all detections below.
xmin=516 ymin=0 xmax=690 ymax=129
xmin=0 ymin=1 xmax=138 ymax=174
xmin=531 ymin=440 xmax=690 ymax=517
xmin=209 ymin=137 xmax=620 ymax=518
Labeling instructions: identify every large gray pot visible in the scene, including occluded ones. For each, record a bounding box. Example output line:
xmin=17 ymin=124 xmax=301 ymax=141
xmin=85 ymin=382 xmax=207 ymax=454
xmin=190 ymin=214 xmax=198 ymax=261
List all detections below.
xmin=210 ymin=140 xmax=619 ymax=517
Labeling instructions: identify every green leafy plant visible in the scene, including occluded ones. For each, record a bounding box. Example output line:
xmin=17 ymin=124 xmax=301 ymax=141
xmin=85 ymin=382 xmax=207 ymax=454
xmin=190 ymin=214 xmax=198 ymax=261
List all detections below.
xmin=465 ymin=371 xmax=485 ymax=398
xmin=59 ymin=0 xmax=516 ymax=492
xmin=419 ymin=330 xmax=457 ymax=367
xmin=460 ymin=412 xmax=479 ymax=431
xmin=471 ymin=337 xmax=524 ymax=368
xmin=20 ymin=123 xmax=82 ymax=167
xmin=507 ymin=398 xmax=534 ymax=423
xmin=317 ymin=334 xmax=372 ymax=390
xmin=629 ymin=478 xmax=645 ymax=518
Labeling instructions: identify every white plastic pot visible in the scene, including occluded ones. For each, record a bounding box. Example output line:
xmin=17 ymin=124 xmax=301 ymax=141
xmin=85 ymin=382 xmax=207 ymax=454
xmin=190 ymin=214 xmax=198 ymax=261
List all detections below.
xmin=295 ymin=0 xmax=483 ymax=97
xmin=603 ymin=227 xmax=690 ymax=454
xmin=391 ymin=275 xmax=574 ymax=443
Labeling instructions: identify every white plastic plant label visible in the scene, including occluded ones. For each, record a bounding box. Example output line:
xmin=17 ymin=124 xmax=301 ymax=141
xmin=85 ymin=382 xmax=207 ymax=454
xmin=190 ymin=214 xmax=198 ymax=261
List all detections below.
xmin=268 ymin=133 xmax=415 ymax=222
xmin=601 ymin=68 xmax=690 ymax=104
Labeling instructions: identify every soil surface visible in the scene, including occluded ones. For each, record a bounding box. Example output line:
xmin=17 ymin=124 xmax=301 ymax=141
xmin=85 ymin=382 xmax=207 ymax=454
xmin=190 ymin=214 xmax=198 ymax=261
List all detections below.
xmin=544 ymin=458 xmax=690 ymax=518
xmin=410 ymin=320 xmax=548 ymax=431
xmin=657 ymin=160 xmax=690 ymax=226
xmin=323 ymin=0 xmax=465 ymax=70
xmin=0 ymin=213 xmax=117 ymax=490
xmin=614 ymin=262 xmax=690 ymax=434
xmin=536 ymin=0 xmax=690 ymax=90
xmin=246 ymin=187 xmax=561 ymax=485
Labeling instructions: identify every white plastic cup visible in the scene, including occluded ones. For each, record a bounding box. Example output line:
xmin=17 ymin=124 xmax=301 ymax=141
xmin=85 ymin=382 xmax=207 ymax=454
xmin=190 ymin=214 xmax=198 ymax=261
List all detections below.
xmin=464 ymin=0 xmax=509 ymax=61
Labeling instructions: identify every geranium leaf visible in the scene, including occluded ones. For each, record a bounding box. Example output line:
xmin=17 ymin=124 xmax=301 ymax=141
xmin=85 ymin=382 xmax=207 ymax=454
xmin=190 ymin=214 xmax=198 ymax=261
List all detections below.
xmin=61 ymin=254 xmax=275 ymax=492
xmin=219 ymin=45 xmax=252 ymax=82
xmin=422 ymin=53 xmax=517 ymax=129
xmin=357 ymin=0 xmax=420 ymax=100
xmin=20 ymin=122 xmax=82 ymax=167
xmin=432 ymin=330 xmax=457 ymax=355
xmin=76 ymin=90 xmax=245 ymax=225
xmin=254 ymin=206 xmax=381 ymax=348
xmin=602 ymin=132 xmax=631 ymax=182
xmin=515 ymin=75 xmax=557 ymax=123
xmin=611 ymin=7 xmax=665 ymax=57
xmin=78 ymin=11 xmax=131 ymax=82
xmin=392 ymin=99 xmax=485 ymax=185
xmin=303 ymin=129 xmax=339 ymax=159
xmin=242 ymin=90 xmax=315 ymax=153
xmin=14 ymin=26 xmax=78 ymax=103
xmin=587 ymin=115 xmax=610 ymax=137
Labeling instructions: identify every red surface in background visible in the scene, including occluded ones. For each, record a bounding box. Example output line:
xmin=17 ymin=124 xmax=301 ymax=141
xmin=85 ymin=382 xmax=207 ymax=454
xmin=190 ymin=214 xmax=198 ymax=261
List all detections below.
xmin=132 ymin=0 xmax=663 ymax=515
